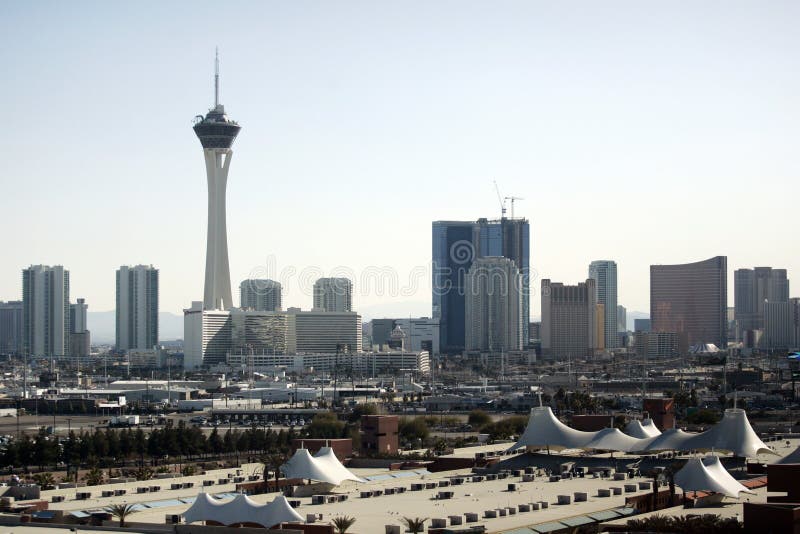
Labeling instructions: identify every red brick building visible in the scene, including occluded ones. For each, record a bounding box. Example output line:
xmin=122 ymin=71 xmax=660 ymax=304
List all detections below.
xmin=361 ymin=415 xmax=399 ymax=455
xmin=643 ymin=398 xmax=675 ymax=430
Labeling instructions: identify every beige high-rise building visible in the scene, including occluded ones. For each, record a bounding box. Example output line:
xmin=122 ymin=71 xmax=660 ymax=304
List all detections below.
xmin=541 ymin=278 xmax=600 ymax=360
xmin=313 ymin=278 xmax=353 ymax=312
xmin=464 ymin=257 xmax=523 ymax=352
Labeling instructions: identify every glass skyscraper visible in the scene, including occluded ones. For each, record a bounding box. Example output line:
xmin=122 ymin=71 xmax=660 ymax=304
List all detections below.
xmin=650 ymin=256 xmax=727 ymax=351
xmin=433 ymin=217 xmax=530 ymax=354
xmin=588 ymin=260 xmax=619 ymax=349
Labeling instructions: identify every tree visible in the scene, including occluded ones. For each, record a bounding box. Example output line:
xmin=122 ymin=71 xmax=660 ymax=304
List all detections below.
xmin=467 ymin=410 xmax=491 ymax=428
xmin=133 ymin=467 xmax=153 ymax=481
xmin=399 ymin=418 xmax=429 ymax=445
xmin=83 ymin=467 xmax=104 ymax=486
xmin=402 ymin=517 xmax=428 ymax=534
xmin=105 ymin=503 xmax=138 ymax=528
xmin=305 ymin=412 xmax=345 ymax=439
xmin=686 ymin=409 xmax=720 ymax=426
xmin=32 ymin=472 xmax=55 ymax=490
xmin=261 ymin=452 xmax=288 ymax=492
xmin=348 ymin=403 xmax=377 ymax=423
xmin=331 ymin=515 xmax=356 ymax=534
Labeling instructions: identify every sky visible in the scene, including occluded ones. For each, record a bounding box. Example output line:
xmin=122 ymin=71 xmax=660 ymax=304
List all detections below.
xmin=1 ymin=1 xmax=798 ymax=322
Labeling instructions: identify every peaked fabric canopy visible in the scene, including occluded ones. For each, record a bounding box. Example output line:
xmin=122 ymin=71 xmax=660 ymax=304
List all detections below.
xmin=183 ymin=493 xmax=303 ymax=527
xmin=674 ymin=456 xmax=753 ymax=498
xmin=508 ymin=407 xmax=597 ymax=451
xmin=684 ymin=409 xmax=776 ymax=457
xmin=281 ymin=447 xmax=365 ymax=485
xmin=624 ymin=419 xmax=662 ymax=439
xmin=639 ymin=428 xmax=695 ymax=452
xmin=641 ymin=418 xmax=662 ymax=437
xmin=774 ymin=445 xmax=800 ymax=465
xmin=584 ymin=428 xmax=643 ymax=453
xmin=510 ymin=406 xmax=773 ymax=458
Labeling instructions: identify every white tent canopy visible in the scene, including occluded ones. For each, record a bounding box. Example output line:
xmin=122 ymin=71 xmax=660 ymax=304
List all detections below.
xmin=624 ymin=419 xmax=661 ymax=439
xmin=584 ymin=428 xmax=643 ymax=453
xmin=683 ymin=408 xmax=776 ymax=457
xmin=639 ymin=428 xmax=695 ymax=452
xmin=674 ymin=456 xmax=754 ymax=499
xmin=183 ymin=493 xmax=303 ymax=528
xmin=280 ymin=447 xmax=365 ymax=486
xmin=641 ymin=418 xmax=662 ymax=437
xmin=510 ymin=406 xmax=774 ymax=457
xmin=774 ymin=445 xmax=800 ymax=465
xmin=508 ymin=407 xmax=598 ymax=451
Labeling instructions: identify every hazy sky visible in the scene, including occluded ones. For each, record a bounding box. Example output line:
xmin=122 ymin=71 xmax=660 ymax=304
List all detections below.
xmin=1 ymin=1 xmax=798 ymax=321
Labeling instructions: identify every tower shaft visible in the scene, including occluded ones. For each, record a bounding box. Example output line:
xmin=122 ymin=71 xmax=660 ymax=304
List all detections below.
xmin=203 ymin=148 xmax=234 ymax=310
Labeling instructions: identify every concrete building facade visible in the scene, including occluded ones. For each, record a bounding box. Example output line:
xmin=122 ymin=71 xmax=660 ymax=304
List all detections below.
xmin=540 ymin=278 xmax=601 ymax=360
xmin=312 ymin=278 xmax=353 ymax=312
xmin=184 ymin=305 xmax=362 ymax=369
xmin=368 ymin=317 xmax=439 ymax=354
xmin=116 ymin=265 xmax=159 ymax=351
xmin=239 ymin=279 xmax=282 ymax=311
xmin=69 ymin=298 xmax=90 ymax=357
xmin=0 ymin=301 xmax=23 ymax=355
xmin=734 ymin=267 xmax=790 ymax=344
xmin=465 ymin=257 xmax=523 ymax=353
xmin=22 ymin=265 xmax=70 ymax=357
xmin=763 ymin=298 xmax=800 ymax=350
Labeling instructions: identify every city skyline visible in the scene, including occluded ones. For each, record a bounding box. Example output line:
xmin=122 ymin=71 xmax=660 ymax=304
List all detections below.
xmin=2 ymin=2 xmax=799 ymax=320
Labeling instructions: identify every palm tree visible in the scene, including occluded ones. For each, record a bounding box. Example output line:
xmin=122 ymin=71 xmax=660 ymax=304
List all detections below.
xmin=260 ymin=452 xmax=288 ymax=492
xmin=105 ymin=503 xmax=138 ymax=528
xmin=331 ymin=515 xmax=356 ymax=534
xmin=32 ymin=472 xmax=55 ymax=490
xmin=402 ymin=517 xmax=428 ymax=534
xmin=83 ymin=467 xmax=104 ymax=486
xmin=133 ymin=466 xmax=153 ymax=481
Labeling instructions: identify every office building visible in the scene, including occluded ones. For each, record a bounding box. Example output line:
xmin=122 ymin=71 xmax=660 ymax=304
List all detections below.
xmin=634 ymin=318 xmax=651 ymax=333
xmin=184 ymin=305 xmax=361 ymax=369
xmin=116 ymin=265 xmax=159 ymax=351
xmin=368 ymin=318 xmax=439 ymax=354
xmin=225 ymin=350 xmax=429 ymax=376
xmin=734 ymin=267 xmax=789 ymax=343
xmin=763 ymin=298 xmax=800 ymax=350
xmin=195 ymin=52 xmax=240 ymax=311
xmin=22 ymin=265 xmax=70 ymax=357
xmin=69 ymin=298 xmax=90 ymax=357
xmin=432 ymin=217 xmax=530 ymax=354
xmin=650 ymin=256 xmax=727 ymax=351
xmin=634 ymin=331 xmax=679 ymax=359
xmin=312 ymin=278 xmax=353 ymax=312
xmin=287 ymin=308 xmax=362 ymax=354
xmin=617 ymin=305 xmax=627 ymax=333
xmin=240 ymin=279 xmax=282 ymax=311
xmin=464 ymin=257 xmax=523 ymax=352
xmin=588 ymin=260 xmax=619 ymax=349
xmin=540 ymin=278 xmax=601 ymax=360
xmin=0 ymin=301 xmax=23 ymax=354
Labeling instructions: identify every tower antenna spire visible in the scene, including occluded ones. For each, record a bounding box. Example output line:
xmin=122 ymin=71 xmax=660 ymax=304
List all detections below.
xmin=214 ymin=47 xmax=219 ymax=108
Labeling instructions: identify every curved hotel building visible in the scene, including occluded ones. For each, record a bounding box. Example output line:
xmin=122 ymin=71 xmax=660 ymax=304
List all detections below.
xmin=650 ymin=256 xmax=727 ymax=352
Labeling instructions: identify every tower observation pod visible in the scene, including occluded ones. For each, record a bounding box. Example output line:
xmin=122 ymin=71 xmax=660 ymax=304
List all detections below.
xmin=193 ymin=51 xmax=240 ymax=310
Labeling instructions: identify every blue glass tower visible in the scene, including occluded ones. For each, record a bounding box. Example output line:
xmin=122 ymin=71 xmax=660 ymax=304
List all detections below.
xmin=433 ymin=218 xmax=530 ymax=354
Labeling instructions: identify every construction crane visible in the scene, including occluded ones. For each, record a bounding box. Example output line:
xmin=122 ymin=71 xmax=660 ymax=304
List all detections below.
xmin=493 ymin=180 xmax=507 ymax=218
xmin=504 ymin=196 xmax=524 ymax=219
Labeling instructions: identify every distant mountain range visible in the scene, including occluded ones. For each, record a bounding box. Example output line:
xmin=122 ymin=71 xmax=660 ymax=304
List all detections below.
xmin=87 ymin=311 xmax=184 ymax=344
